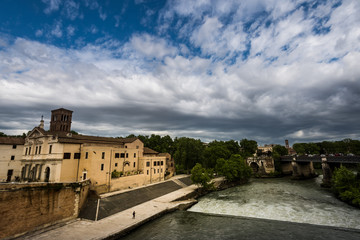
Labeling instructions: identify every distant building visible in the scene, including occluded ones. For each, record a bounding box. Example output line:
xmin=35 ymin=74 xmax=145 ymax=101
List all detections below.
xmin=285 ymin=139 xmax=296 ymax=155
xmin=18 ymin=108 xmax=172 ymax=193
xmin=0 ymin=137 xmax=24 ymax=182
xmin=257 ymin=144 xmax=277 ymax=155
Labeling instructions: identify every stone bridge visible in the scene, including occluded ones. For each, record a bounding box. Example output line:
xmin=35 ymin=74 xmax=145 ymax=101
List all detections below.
xmin=246 ymin=157 xmax=275 ymax=174
xmin=280 ymin=156 xmax=360 ymax=186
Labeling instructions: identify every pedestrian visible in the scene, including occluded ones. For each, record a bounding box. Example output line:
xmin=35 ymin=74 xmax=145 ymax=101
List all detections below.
xmin=132 ymin=211 xmax=135 ymax=219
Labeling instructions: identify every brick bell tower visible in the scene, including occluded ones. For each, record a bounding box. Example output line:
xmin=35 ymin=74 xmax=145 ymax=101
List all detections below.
xmin=50 ymin=108 xmax=73 ymax=132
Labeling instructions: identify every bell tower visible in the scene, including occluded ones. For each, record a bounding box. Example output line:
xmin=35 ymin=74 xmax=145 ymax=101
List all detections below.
xmin=50 ymin=108 xmax=73 ymax=133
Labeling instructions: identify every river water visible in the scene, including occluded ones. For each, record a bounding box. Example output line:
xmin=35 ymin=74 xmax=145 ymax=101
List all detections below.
xmin=119 ymin=176 xmax=360 ymax=240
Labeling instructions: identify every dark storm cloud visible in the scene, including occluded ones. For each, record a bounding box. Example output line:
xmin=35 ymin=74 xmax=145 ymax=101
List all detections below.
xmin=1 ymin=0 xmax=360 ymax=145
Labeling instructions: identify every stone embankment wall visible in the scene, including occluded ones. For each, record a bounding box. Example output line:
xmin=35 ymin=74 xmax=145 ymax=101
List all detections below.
xmin=0 ymin=180 xmax=90 ymax=239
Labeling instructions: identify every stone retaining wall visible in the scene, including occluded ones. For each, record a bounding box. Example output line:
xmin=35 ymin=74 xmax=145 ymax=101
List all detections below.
xmin=0 ymin=180 xmax=90 ymax=239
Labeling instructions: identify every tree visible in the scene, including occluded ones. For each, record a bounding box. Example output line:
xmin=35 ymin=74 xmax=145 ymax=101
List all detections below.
xmin=203 ymin=141 xmax=231 ymax=168
xmin=272 ymin=145 xmax=288 ymax=172
xmin=332 ymin=166 xmax=360 ymax=207
xmin=240 ymin=139 xmax=257 ymax=158
xmin=191 ymin=163 xmax=213 ymax=190
xmin=215 ymin=154 xmax=252 ymax=183
xmin=174 ymin=137 xmax=205 ymax=173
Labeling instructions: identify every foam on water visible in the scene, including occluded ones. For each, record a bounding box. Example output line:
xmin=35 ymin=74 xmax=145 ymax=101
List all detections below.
xmin=188 ymin=176 xmax=360 ymax=229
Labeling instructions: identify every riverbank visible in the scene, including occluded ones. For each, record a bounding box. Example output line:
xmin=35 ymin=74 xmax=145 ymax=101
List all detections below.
xmin=15 ymin=177 xmax=230 ymax=240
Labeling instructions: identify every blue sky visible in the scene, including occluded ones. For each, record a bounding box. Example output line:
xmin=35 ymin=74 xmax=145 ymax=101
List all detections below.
xmin=1 ymin=0 xmax=360 ymax=145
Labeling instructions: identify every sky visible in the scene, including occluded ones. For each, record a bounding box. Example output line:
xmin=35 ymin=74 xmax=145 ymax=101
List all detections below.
xmin=0 ymin=0 xmax=360 ymax=145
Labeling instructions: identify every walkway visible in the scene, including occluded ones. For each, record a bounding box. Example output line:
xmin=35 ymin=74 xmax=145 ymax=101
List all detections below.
xmin=17 ymin=175 xmax=198 ymax=240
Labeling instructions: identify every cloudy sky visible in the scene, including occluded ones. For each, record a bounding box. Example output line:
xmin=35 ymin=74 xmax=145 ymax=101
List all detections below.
xmin=0 ymin=0 xmax=360 ymax=145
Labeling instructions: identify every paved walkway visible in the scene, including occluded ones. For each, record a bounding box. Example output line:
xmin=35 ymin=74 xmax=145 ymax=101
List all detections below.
xmin=17 ymin=176 xmax=198 ymax=240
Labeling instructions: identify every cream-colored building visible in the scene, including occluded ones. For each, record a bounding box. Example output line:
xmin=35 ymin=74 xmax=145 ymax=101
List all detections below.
xmin=0 ymin=137 xmax=24 ymax=182
xmin=20 ymin=108 xmax=170 ymax=193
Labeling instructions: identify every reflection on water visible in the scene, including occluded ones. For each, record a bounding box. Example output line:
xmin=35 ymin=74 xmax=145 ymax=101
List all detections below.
xmin=188 ymin=176 xmax=360 ymax=229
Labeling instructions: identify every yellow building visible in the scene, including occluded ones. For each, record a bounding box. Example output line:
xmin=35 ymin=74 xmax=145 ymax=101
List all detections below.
xmin=20 ymin=108 xmax=170 ymax=193
xmin=0 ymin=137 xmax=24 ymax=182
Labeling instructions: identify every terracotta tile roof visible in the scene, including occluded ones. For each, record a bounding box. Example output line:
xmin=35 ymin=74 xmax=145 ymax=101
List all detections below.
xmin=0 ymin=137 xmax=25 ymax=145
xmin=143 ymin=147 xmax=159 ymax=154
xmin=158 ymin=153 xmax=170 ymax=157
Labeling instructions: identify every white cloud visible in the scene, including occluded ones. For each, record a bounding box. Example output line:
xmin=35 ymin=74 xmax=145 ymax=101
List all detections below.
xmin=51 ymin=21 xmax=63 ymax=37
xmin=42 ymin=0 xmax=62 ymax=14
xmin=127 ymin=34 xmax=178 ymax=60
xmin=1 ymin=0 xmax=360 ymax=142
xmin=99 ymin=6 xmax=107 ymax=21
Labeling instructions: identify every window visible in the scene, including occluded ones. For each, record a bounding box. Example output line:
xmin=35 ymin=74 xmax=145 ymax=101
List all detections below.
xmin=74 ymin=153 xmax=81 ymax=159
xmin=29 ymin=147 xmax=31 ymax=155
xmin=157 ymin=161 xmax=160 ymax=166
xmin=147 ymin=170 xmax=149 ymax=175
xmin=11 ymin=155 xmax=15 ymax=160
xmin=161 ymin=169 xmax=163 ymax=173
xmin=154 ymin=169 xmax=156 ymax=174
xmin=35 ymin=146 xmax=38 ymax=155
xmin=49 ymin=145 xmax=52 ymax=154
xmin=115 ymin=153 xmax=120 ymax=158
xmin=115 ymin=163 xmax=118 ymax=167
xmin=136 ymin=146 xmax=139 ymax=149
xmin=63 ymin=153 xmax=71 ymax=159
xmin=158 ymin=169 xmax=159 ymax=173
xmin=120 ymin=153 xmax=125 ymax=158
xmin=126 ymin=153 xmax=128 ymax=158
xmin=12 ymin=145 xmax=16 ymax=149
xmin=39 ymin=146 xmax=41 ymax=154
xmin=25 ymin=148 xmax=28 ymax=155
xmin=125 ymin=146 xmax=127 ymax=148
xmin=161 ymin=161 xmax=163 ymax=166
xmin=101 ymin=164 xmax=104 ymax=171
xmin=134 ymin=153 xmax=136 ymax=158
xmin=146 ymin=162 xmax=150 ymax=167
xmin=85 ymin=152 xmax=88 ymax=159
xmin=154 ymin=161 xmax=157 ymax=166
xmin=102 ymin=152 xmax=105 ymax=159
xmin=133 ymin=162 xmax=136 ymax=168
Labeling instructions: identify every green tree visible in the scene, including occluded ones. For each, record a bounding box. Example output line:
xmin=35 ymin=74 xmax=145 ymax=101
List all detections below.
xmin=272 ymin=145 xmax=288 ymax=172
xmin=174 ymin=137 xmax=205 ymax=173
xmin=332 ymin=166 xmax=360 ymax=207
xmin=203 ymin=141 xmax=231 ymax=168
xmin=215 ymin=154 xmax=252 ymax=182
xmin=240 ymin=139 xmax=257 ymax=158
xmin=190 ymin=163 xmax=213 ymax=190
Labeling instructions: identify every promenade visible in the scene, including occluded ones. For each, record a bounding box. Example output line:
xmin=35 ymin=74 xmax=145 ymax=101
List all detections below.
xmin=17 ymin=175 xmax=199 ymax=240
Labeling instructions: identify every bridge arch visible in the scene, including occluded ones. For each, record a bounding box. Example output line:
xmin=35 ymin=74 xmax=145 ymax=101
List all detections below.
xmin=250 ymin=162 xmax=259 ymax=173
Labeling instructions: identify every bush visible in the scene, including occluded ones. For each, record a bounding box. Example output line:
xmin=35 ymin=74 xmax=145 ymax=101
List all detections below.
xmin=111 ymin=170 xmax=121 ymax=178
xmin=332 ymin=166 xmax=360 ymax=207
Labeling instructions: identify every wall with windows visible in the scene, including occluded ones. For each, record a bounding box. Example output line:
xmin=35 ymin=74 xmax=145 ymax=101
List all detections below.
xmin=0 ymin=143 xmax=24 ymax=182
xmin=59 ymin=144 xmax=82 ymax=182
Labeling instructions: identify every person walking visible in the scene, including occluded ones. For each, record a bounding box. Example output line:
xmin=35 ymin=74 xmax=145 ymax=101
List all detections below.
xmin=132 ymin=211 xmax=135 ymax=219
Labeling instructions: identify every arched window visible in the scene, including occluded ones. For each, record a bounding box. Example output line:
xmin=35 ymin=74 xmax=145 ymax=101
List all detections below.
xmin=45 ymin=167 xmax=50 ymax=182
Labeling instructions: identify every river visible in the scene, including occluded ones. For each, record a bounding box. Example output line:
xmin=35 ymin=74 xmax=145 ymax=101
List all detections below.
xmin=119 ymin=176 xmax=360 ymax=240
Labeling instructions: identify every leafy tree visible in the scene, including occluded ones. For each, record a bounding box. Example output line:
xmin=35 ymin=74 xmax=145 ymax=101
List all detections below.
xmin=240 ymin=139 xmax=257 ymax=158
xmin=272 ymin=145 xmax=288 ymax=172
xmin=332 ymin=166 xmax=360 ymax=207
xmin=215 ymin=154 xmax=252 ymax=182
xmin=203 ymin=141 xmax=231 ymax=168
xmin=190 ymin=163 xmax=213 ymax=190
xmin=174 ymin=137 xmax=205 ymax=173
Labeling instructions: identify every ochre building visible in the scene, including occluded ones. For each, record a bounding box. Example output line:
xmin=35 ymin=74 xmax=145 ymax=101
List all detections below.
xmin=20 ymin=108 xmax=172 ymax=193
